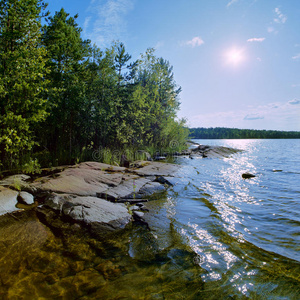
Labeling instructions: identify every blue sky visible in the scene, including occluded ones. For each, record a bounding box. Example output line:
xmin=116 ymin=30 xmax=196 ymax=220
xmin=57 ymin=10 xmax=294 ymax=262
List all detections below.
xmin=47 ymin=0 xmax=300 ymax=131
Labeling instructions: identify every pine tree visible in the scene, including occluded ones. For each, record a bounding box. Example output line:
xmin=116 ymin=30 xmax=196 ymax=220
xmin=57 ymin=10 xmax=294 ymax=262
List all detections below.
xmin=41 ymin=8 xmax=90 ymax=160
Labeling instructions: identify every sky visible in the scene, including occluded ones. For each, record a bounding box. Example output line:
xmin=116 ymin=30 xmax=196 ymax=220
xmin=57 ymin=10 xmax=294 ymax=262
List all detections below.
xmin=47 ymin=0 xmax=300 ymax=131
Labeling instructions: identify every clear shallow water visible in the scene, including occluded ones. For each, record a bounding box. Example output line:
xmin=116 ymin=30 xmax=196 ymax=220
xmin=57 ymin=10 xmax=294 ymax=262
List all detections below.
xmin=0 ymin=139 xmax=299 ymax=299
xmin=166 ymin=139 xmax=300 ymax=298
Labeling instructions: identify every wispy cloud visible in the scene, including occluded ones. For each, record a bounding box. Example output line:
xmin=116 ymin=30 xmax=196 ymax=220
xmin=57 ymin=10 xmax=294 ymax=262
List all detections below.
xmin=267 ymin=26 xmax=278 ymax=34
xmin=84 ymin=0 xmax=134 ymax=46
xmin=247 ymin=37 xmax=265 ymax=42
xmin=227 ymin=0 xmax=238 ymax=8
xmin=244 ymin=113 xmax=264 ymax=120
xmin=292 ymin=53 xmax=300 ymax=60
xmin=274 ymin=7 xmax=287 ymax=24
xmin=292 ymin=83 xmax=300 ymax=87
xmin=289 ymin=99 xmax=300 ymax=105
xmin=83 ymin=16 xmax=91 ymax=36
xmin=184 ymin=37 xmax=204 ymax=48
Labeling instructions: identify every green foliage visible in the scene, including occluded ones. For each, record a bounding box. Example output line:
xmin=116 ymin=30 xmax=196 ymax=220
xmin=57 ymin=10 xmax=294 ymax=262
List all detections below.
xmin=22 ymin=158 xmax=41 ymax=174
xmin=40 ymin=8 xmax=91 ymax=161
xmin=12 ymin=177 xmax=22 ymax=191
xmin=189 ymin=127 xmax=300 ymax=139
xmin=0 ymin=0 xmax=49 ymax=170
xmin=0 ymin=3 xmax=188 ymax=171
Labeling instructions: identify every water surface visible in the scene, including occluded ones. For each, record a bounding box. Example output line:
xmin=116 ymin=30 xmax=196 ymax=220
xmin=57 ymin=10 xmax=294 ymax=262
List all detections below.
xmin=0 ymin=139 xmax=299 ymax=299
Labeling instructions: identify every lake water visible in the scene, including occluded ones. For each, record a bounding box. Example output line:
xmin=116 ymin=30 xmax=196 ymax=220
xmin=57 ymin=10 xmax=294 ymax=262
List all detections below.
xmin=165 ymin=139 xmax=300 ymax=299
xmin=0 ymin=139 xmax=299 ymax=299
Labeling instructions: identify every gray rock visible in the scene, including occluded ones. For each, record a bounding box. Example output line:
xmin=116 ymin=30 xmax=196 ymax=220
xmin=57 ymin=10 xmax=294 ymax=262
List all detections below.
xmin=0 ymin=174 xmax=31 ymax=189
xmin=0 ymin=187 xmax=19 ymax=215
xmin=130 ymin=205 xmax=140 ymax=211
xmin=133 ymin=161 xmax=181 ymax=177
xmin=138 ymin=182 xmax=166 ymax=196
xmin=191 ymin=145 xmax=242 ymax=159
xmin=154 ymin=176 xmax=173 ymax=186
xmin=139 ymin=205 xmax=149 ymax=212
xmin=30 ymin=162 xmax=125 ymax=196
xmin=133 ymin=211 xmax=145 ymax=219
xmin=45 ymin=193 xmax=131 ymax=232
xmin=154 ymin=156 xmax=166 ymax=161
xmin=99 ymin=176 xmax=152 ymax=200
xmin=18 ymin=191 xmax=34 ymax=205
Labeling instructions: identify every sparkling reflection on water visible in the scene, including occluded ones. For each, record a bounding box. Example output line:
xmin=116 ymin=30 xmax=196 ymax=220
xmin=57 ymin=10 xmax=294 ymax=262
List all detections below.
xmin=0 ymin=139 xmax=300 ymax=299
xmin=170 ymin=139 xmax=300 ymax=298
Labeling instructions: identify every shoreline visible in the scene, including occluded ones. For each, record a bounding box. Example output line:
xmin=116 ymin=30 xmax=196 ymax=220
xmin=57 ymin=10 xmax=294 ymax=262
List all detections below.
xmin=0 ymin=160 xmax=181 ymax=235
xmin=0 ymin=144 xmax=242 ymax=235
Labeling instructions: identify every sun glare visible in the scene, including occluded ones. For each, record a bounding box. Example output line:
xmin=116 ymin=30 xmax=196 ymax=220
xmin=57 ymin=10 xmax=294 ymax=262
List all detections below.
xmin=225 ymin=48 xmax=245 ymax=66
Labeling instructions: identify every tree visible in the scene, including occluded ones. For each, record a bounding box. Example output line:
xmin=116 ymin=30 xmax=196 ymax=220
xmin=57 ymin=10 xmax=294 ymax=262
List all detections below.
xmin=0 ymin=0 xmax=48 ymax=169
xmin=41 ymin=8 xmax=90 ymax=161
xmin=135 ymin=48 xmax=184 ymax=147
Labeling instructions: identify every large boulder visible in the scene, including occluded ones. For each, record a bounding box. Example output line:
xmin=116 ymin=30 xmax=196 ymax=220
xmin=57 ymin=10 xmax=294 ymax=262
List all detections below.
xmin=44 ymin=193 xmax=131 ymax=234
xmin=18 ymin=191 xmax=35 ymax=205
xmin=0 ymin=187 xmax=19 ymax=216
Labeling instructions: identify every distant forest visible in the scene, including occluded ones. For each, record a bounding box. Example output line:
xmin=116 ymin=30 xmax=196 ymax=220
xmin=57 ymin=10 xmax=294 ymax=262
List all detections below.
xmin=189 ymin=127 xmax=300 ymax=139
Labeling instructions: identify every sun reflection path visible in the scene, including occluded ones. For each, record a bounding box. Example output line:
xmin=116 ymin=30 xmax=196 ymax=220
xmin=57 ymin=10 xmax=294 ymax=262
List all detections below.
xmin=182 ymin=223 xmax=239 ymax=277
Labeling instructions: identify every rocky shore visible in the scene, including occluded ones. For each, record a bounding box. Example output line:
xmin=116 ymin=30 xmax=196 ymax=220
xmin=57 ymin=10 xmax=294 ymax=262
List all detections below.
xmin=0 ymin=144 xmax=242 ymax=236
xmin=0 ymin=160 xmax=181 ymax=236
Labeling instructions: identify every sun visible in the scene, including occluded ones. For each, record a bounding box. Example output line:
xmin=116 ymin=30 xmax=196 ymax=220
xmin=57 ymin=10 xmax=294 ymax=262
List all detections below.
xmin=225 ymin=48 xmax=245 ymax=66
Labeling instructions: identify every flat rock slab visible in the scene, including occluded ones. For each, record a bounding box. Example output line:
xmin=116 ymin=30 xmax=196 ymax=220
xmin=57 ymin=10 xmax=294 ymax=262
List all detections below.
xmin=98 ymin=176 xmax=152 ymax=200
xmin=0 ymin=161 xmax=181 ymax=232
xmin=0 ymin=174 xmax=31 ymax=189
xmin=191 ymin=145 xmax=241 ymax=158
xmin=0 ymin=186 xmax=19 ymax=215
xmin=45 ymin=193 xmax=131 ymax=232
xmin=132 ymin=162 xmax=181 ymax=176
xmin=31 ymin=162 xmax=125 ymax=196
xmin=29 ymin=161 xmax=179 ymax=200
